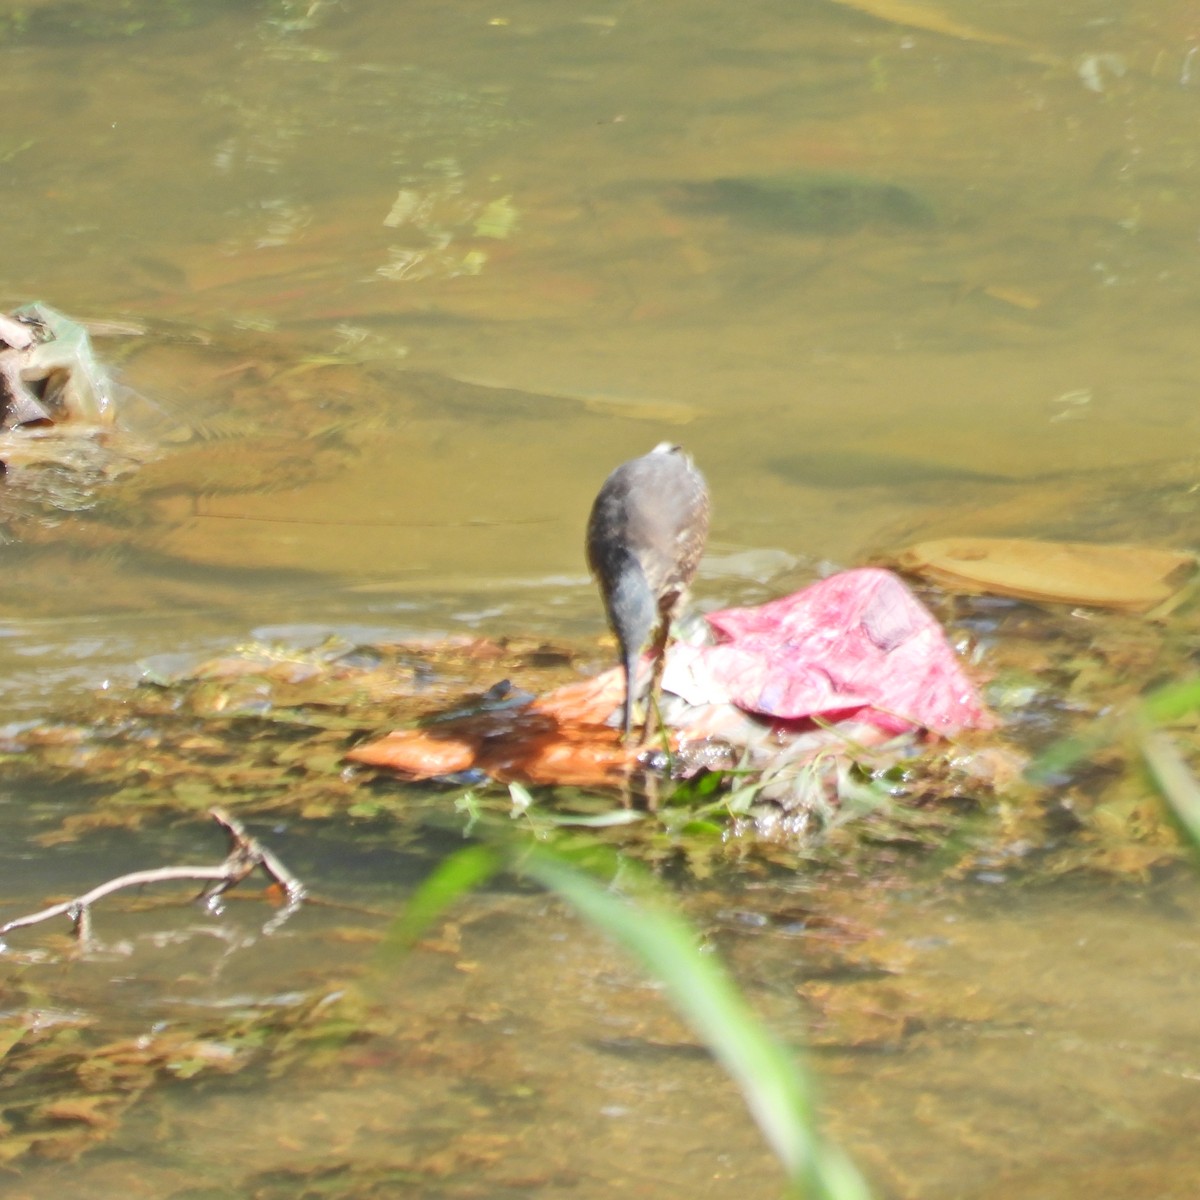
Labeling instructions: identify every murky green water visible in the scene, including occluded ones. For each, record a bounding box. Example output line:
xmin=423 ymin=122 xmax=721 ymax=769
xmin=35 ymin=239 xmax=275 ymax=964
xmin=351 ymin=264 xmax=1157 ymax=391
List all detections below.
xmin=3 ymin=0 xmax=1200 ymax=1195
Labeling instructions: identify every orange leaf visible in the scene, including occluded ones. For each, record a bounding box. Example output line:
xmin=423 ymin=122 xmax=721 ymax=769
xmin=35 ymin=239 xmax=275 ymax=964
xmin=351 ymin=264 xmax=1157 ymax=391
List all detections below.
xmin=346 ymin=729 xmax=480 ymax=777
xmin=346 ymin=668 xmax=640 ymax=787
xmin=529 ymin=668 xmax=626 ymax=723
xmin=487 ymin=721 xmax=637 ymax=788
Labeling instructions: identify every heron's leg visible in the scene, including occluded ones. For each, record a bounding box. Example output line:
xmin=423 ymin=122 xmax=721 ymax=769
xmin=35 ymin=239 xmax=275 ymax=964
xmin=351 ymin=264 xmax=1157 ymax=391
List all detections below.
xmin=638 ymin=612 xmax=673 ymax=746
xmin=620 ymin=642 xmax=642 ymax=741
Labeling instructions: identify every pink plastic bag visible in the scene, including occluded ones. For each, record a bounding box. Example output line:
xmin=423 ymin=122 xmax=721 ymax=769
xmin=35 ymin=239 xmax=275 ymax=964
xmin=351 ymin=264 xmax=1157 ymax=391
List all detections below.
xmin=663 ymin=567 xmax=992 ymax=736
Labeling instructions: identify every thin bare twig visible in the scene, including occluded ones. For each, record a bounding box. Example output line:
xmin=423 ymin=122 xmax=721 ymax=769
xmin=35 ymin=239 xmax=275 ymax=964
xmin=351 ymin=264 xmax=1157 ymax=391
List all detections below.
xmin=0 ymin=807 xmax=306 ymax=947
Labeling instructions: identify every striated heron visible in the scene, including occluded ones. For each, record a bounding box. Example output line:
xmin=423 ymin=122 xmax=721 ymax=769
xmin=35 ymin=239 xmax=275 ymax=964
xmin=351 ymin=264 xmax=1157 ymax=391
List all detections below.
xmin=586 ymin=443 xmax=710 ymax=742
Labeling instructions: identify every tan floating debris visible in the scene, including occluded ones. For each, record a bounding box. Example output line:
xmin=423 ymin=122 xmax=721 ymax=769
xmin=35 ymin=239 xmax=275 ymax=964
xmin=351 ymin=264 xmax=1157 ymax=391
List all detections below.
xmin=895 ymin=537 xmax=1197 ymax=613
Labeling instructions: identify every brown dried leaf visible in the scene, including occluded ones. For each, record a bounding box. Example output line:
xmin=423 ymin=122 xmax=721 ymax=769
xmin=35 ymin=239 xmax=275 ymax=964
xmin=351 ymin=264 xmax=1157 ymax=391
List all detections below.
xmin=897 ymin=537 xmax=1196 ymax=612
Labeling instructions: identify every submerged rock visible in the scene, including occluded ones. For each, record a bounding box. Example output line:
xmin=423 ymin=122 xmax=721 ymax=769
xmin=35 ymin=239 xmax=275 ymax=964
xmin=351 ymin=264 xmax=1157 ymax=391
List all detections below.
xmin=0 ymin=303 xmax=116 ymax=430
xmin=0 ymin=303 xmax=159 ymax=524
xmin=667 ymin=172 xmax=936 ymax=235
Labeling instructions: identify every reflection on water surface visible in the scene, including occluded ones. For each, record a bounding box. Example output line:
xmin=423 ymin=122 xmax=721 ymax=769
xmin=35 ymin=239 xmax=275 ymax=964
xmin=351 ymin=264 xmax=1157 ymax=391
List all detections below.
xmin=2 ymin=0 xmax=1200 ymax=1195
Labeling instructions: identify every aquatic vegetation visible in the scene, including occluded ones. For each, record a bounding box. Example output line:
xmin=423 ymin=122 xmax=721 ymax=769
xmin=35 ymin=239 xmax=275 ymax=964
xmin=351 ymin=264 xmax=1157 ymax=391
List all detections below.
xmin=0 ymin=628 xmax=997 ymax=879
xmin=0 ymin=566 xmax=1194 ymax=884
xmin=0 ymin=986 xmax=361 ymax=1164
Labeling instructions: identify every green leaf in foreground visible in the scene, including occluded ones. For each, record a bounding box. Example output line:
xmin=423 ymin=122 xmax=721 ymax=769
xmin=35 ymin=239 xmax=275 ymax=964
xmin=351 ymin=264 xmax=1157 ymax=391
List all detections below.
xmin=1028 ymin=675 xmax=1200 ymax=787
xmin=382 ymin=844 xmax=873 ymax=1199
xmin=1138 ymin=726 xmax=1200 ymax=852
xmin=1141 ymin=676 xmax=1200 ymax=725
xmin=374 ymin=843 xmax=501 ymax=966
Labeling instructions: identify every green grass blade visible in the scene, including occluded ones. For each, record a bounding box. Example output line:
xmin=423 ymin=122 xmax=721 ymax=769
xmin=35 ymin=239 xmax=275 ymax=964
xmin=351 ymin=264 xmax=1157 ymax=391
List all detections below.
xmin=521 ymin=851 xmax=874 ymax=1200
xmin=376 ymin=843 xmax=501 ymax=965
xmin=1138 ymin=727 xmax=1200 ymax=852
xmin=1142 ymin=676 xmax=1200 ymax=724
xmin=541 ymin=810 xmax=647 ymax=827
xmin=1028 ymin=676 xmax=1200 ymax=787
xmin=1025 ymin=726 xmax=1110 ymax=784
